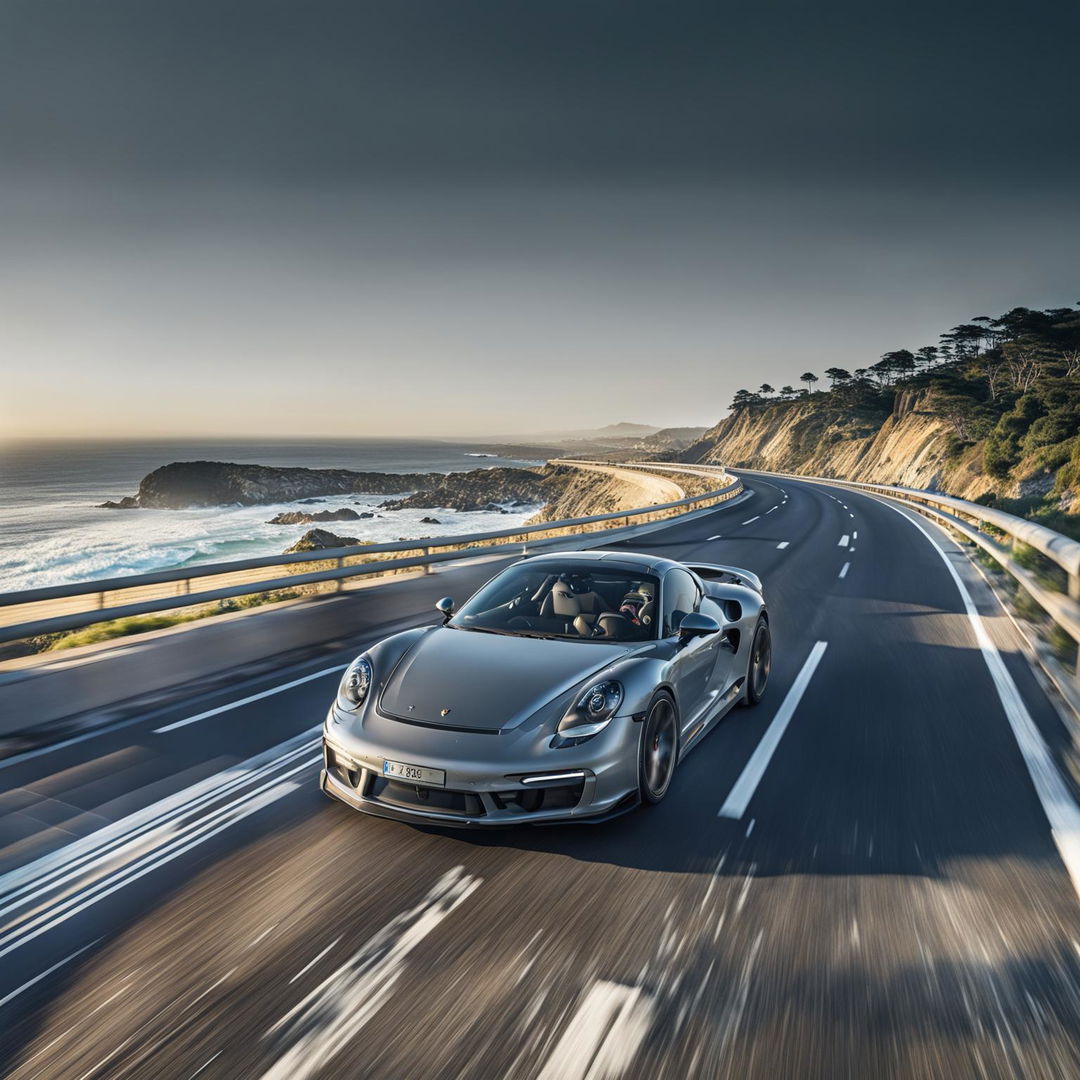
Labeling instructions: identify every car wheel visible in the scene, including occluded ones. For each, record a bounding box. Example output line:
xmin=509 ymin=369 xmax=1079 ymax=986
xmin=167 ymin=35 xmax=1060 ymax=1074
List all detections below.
xmin=742 ymin=617 xmax=771 ymax=706
xmin=639 ymin=692 xmax=679 ymax=805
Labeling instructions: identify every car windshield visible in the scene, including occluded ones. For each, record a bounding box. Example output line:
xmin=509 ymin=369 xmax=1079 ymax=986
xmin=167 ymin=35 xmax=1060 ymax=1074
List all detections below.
xmin=449 ymin=561 xmax=660 ymax=642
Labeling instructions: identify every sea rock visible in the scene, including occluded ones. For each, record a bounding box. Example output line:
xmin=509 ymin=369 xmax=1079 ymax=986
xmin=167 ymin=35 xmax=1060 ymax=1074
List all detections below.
xmin=284 ymin=528 xmax=367 ymax=553
xmin=267 ymin=507 xmax=362 ymax=525
xmin=419 ymin=516 xmax=441 ymax=524
xmin=97 ymin=496 xmax=139 ymax=510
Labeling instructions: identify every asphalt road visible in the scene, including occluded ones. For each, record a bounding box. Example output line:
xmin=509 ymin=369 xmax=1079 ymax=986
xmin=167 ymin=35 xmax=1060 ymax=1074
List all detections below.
xmin=2 ymin=475 xmax=1079 ymax=1079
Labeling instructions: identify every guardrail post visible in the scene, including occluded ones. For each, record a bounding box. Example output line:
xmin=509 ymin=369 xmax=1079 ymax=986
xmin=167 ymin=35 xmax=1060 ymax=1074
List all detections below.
xmin=423 ymin=547 xmax=433 ymax=575
xmin=336 ymin=556 xmax=345 ymax=592
xmin=1070 ymin=572 xmax=1079 ymax=603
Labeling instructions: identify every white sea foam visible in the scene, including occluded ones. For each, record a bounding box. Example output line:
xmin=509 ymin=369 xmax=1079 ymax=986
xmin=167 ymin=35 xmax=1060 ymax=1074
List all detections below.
xmin=0 ymin=493 xmax=539 ymax=592
xmin=0 ymin=439 xmax=545 ymax=592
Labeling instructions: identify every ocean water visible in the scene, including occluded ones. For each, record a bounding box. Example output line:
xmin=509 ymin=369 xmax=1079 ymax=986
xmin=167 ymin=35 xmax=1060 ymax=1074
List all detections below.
xmin=0 ymin=439 xmax=544 ymax=592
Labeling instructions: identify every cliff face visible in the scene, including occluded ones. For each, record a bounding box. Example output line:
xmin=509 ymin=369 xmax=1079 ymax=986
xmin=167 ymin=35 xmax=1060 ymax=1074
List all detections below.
xmin=684 ymin=391 xmax=999 ymax=500
xmin=527 ymin=464 xmax=686 ymax=523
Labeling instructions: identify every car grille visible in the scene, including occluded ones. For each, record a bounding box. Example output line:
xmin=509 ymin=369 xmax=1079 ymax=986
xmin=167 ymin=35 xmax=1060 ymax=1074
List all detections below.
xmin=325 ymin=743 xmax=586 ymax=819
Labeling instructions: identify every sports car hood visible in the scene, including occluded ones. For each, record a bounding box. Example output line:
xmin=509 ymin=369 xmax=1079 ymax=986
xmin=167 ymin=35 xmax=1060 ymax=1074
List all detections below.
xmin=378 ymin=627 xmax=636 ymax=732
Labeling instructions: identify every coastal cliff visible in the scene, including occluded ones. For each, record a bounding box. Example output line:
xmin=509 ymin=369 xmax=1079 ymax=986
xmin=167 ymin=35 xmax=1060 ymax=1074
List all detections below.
xmin=683 ymin=299 xmax=1080 ymax=536
xmin=685 ymin=391 xmax=984 ymax=493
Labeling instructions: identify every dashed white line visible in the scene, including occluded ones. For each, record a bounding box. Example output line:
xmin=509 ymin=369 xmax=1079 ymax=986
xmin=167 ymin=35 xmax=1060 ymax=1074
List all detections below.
xmin=742 ymin=516 xmax=760 ymax=525
xmin=838 ymin=534 xmax=850 ymax=547
xmin=745 ymin=818 xmax=756 ymax=837
xmin=537 ymin=980 xmax=654 ymax=1080
xmin=853 ymin=531 xmax=858 ymax=540
xmin=776 ymin=541 xmax=790 ymax=550
xmin=766 ymin=506 xmax=777 ymax=514
xmin=707 ymin=534 xmax=722 ymax=541
xmin=155 ymin=665 xmax=347 ymax=733
xmin=719 ymin=642 xmax=828 ymax=819
xmin=838 ymin=562 xmax=850 ymax=579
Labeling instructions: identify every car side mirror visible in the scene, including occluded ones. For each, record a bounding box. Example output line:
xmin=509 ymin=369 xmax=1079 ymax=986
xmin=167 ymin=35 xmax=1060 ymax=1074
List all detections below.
xmin=677 ymin=612 xmax=721 ymax=644
xmin=436 ymin=597 xmax=456 ymax=622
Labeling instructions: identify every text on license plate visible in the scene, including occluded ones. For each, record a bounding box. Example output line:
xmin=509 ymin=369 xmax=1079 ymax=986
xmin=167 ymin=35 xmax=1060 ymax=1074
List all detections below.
xmin=383 ymin=759 xmax=446 ymax=787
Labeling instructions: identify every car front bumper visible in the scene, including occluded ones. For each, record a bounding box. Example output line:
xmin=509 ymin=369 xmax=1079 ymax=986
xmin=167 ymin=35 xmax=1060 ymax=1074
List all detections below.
xmin=320 ymin=706 xmax=642 ymax=827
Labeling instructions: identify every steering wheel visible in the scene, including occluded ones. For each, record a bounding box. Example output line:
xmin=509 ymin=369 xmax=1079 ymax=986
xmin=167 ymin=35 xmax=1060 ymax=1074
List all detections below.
xmin=591 ymin=612 xmax=629 ymax=638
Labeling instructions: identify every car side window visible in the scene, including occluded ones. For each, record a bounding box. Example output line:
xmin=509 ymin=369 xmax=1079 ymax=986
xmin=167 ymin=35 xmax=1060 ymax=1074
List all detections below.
xmin=662 ymin=569 xmax=700 ymax=636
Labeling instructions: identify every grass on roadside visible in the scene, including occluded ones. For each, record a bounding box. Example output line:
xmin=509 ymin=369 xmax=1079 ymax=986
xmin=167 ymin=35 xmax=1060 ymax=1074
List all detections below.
xmin=43 ymin=589 xmax=302 ymax=651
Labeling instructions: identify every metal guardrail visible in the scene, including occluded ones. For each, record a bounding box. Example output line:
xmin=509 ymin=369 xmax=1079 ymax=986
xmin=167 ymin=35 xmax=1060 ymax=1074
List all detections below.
xmin=743 ymin=468 xmax=1080 ymax=691
xmin=0 ymin=462 xmax=742 ymax=646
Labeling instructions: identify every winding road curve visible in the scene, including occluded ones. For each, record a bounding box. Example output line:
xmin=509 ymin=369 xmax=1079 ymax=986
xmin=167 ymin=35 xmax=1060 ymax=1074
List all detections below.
xmin=2 ymin=475 xmax=1079 ymax=1079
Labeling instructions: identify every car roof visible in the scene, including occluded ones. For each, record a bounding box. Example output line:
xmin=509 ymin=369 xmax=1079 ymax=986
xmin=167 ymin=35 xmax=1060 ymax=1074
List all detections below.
xmin=523 ymin=549 xmax=685 ymax=576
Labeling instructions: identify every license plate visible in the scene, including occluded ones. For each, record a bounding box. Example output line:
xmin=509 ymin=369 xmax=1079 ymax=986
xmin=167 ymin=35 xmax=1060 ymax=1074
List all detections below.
xmin=383 ymin=759 xmax=446 ymax=787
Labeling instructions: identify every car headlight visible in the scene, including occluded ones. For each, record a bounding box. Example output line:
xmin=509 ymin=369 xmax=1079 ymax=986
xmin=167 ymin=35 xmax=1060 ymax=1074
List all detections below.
xmin=557 ymin=680 xmax=623 ymax=739
xmin=337 ymin=655 xmax=373 ymax=711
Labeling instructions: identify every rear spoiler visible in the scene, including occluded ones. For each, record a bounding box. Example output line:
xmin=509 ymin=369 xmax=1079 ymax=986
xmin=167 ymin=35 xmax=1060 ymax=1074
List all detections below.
xmin=684 ymin=563 xmax=763 ymax=595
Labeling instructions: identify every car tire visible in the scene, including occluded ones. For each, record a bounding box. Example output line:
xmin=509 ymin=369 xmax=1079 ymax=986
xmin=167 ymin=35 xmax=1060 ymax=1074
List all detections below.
xmin=741 ymin=617 xmax=771 ymax=707
xmin=639 ymin=691 xmax=679 ymax=805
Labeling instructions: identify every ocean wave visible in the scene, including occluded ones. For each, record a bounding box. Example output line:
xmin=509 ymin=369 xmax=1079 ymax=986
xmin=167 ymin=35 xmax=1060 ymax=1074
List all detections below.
xmin=0 ymin=494 xmax=541 ymax=592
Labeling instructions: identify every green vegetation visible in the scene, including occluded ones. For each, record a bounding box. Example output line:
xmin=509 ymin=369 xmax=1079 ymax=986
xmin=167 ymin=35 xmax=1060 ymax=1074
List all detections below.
xmin=44 ymin=589 xmax=302 ymax=651
xmin=729 ymin=303 xmax=1080 ymax=538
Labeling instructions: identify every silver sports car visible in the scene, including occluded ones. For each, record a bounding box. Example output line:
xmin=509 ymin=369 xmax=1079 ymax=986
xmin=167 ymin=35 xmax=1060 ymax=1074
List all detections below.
xmin=320 ymin=550 xmax=770 ymax=826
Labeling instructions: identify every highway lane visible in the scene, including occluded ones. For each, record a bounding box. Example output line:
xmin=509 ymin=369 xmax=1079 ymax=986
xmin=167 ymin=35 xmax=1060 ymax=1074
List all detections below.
xmin=2 ymin=476 xmax=1080 ymax=1078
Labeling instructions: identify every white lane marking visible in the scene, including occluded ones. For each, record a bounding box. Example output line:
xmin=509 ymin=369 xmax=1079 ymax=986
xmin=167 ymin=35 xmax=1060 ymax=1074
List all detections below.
xmin=766 ymin=506 xmax=777 ymax=514
xmin=155 ymin=665 xmax=346 ymax=733
xmin=0 ymin=730 xmax=320 ymax=962
xmin=0 ymin=937 xmax=101 ymax=1011
xmin=853 ymin=531 xmax=858 ymax=540
xmin=849 ymin=512 xmax=855 ymax=518
xmin=0 ymin=727 xmax=319 ymax=916
xmin=289 ymin=937 xmax=342 ymax=984
xmin=838 ymin=562 xmax=850 ymax=579
xmin=261 ymin=868 xmax=481 ymax=1080
xmin=745 ymin=818 xmax=756 ymax=837
xmin=537 ymin=980 xmax=654 ymax=1080
xmin=838 ymin=534 xmax=850 ymax=547
xmin=776 ymin=541 xmax=789 ymax=550
xmin=719 ymin=642 xmax=828 ymax=819
xmin=877 ymin=500 xmax=1080 ymax=901
xmin=707 ymin=534 xmax=722 ymax=541
xmin=741 ymin=516 xmax=760 ymax=525
xmin=0 ymin=773 xmax=309 ymax=962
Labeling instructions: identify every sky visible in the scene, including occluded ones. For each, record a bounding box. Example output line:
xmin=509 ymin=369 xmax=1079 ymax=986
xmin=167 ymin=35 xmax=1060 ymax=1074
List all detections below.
xmin=1 ymin=0 xmax=1077 ymax=440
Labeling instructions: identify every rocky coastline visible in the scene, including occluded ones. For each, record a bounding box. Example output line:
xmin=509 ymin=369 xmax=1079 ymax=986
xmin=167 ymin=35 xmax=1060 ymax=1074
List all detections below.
xmin=97 ymin=460 xmax=548 ymax=512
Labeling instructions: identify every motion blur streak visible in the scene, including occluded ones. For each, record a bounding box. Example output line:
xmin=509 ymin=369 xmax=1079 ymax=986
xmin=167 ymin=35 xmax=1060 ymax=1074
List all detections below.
xmin=537 ymin=980 xmax=654 ymax=1080
xmin=260 ymin=868 xmax=481 ymax=1080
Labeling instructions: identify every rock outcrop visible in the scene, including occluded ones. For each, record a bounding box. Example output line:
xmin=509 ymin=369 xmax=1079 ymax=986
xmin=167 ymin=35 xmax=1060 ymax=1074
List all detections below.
xmin=284 ymin=528 xmax=368 ymax=553
xmin=267 ymin=508 xmax=369 ymax=525
xmin=379 ymin=468 xmax=546 ymax=512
